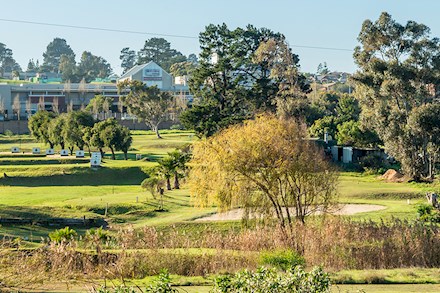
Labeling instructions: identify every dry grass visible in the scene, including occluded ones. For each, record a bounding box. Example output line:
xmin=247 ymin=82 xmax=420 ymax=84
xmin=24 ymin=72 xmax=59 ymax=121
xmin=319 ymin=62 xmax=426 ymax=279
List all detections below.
xmin=0 ymin=218 xmax=438 ymax=289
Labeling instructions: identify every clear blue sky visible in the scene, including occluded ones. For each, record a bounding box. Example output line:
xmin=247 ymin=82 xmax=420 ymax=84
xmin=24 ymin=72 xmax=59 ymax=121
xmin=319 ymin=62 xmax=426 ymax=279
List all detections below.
xmin=1 ymin=0 xmax=440 ymax=75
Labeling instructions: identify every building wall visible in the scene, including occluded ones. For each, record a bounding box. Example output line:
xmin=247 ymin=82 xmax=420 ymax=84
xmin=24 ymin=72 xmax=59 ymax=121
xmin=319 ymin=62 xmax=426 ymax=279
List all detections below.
xmin=0 ymin=119 xmax=179 ymax=135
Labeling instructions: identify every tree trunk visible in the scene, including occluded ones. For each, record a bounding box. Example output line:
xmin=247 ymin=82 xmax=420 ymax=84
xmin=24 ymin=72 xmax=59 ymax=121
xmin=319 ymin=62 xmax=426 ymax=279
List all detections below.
xmin=49 ymin=142 xmax=54 ymax=149
xmin=60 ymin=142 xmax=65 ymax=149
xmin=166 ymin=178 xmax=171 ymax=190
xmin=110 ymin=147 xmax=115 ymax=160
xmin=123 ymin=151 xmax=128 ymax=160
xmin=99 ymin=148 xmax=104 ymax=159
xmin=68 ymin=146 xmax=74 ymax=155
xmin=155 ymin=126 xmax=162 ymax=139
xmin=173 ymin=172 xmax=180 ymax=189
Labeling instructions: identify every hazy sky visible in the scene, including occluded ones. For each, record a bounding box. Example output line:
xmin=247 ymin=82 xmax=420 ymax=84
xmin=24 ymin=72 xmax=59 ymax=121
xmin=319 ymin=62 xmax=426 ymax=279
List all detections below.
xmin=1 ymin=0 xmax=440 ymax=75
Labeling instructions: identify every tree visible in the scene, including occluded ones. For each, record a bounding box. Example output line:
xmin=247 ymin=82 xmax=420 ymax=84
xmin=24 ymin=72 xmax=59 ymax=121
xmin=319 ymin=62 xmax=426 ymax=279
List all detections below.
xmin=12 ymin=95 xmax=20 ymax=120
xmin=156 ymin=157 xmax=174 ymax=190
xmin=77 ymin=51 xmax=112 ymax=82
xmin=317 ymin=62 xmax=330 ymax=75
xmin=168 ymin=150 xmax=191 ymax=189
xmin=0 ymin=43 xmax=21 ymax=76
xmin=85 ymin=95 xmax=114 ymax=119
xmin=189 ymin=114 xmax=338 ymax=235
xmin=48 ymin=114 xmax=67 ymax=149
xmin=407 ymin=103 xmax=440 ymax=179
xmin=41 ymin=38 xmax=75 ymax=73
xmin=90 ymin=118 xmax=132 ymax=159
xmin=137 ymin=37 xmax=186 ymax=72
xmin=183 ymin=24 xmax=309 ymax=137
xmin=62 ymin=111 xmax=95 ymax=154
xmin=169 ymin=61 xmax=197 ymax=77
xmin=336 ymin=120 xmax=380 ymax=147
xmin=117 ymin=126 xmax=132 ymax=160
xmin=120 ymin=47 xmax=136 ymax=74
xmin=90 ymin=120 xmax=106 ymax=157
xmin=58 ymin=54 xmax=77 ymax=82
xmin=352 ymin=12 xmax=440 ymax=180
xmin=117 ymin=80 xmax=173 ymax=139
xmin=26 ymin=59 xmax=37 ymax=72
xmin=28 ymin=110 xmax=57 ymax=148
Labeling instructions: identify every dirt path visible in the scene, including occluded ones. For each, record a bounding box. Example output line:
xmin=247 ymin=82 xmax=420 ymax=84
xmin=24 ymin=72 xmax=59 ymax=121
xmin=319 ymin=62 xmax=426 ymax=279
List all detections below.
xmin=194 ymin=204 xmax=386 ymax=222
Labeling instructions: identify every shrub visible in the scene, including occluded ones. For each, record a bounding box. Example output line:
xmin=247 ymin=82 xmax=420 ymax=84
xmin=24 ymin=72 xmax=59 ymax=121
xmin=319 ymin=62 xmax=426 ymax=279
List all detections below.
xmin=170 ymin=124 xmax=184 ymax=130
xmin=146 ymin=269 xmax=179 ymax=293
xmin=49 ymin=226 xmax=77 ymax=243
xmin=417 ymin=204 xmax=440 ymax=223
xmin=359 ymin=153 xmax=386 ymax=172
xmin=4 ymin=129 xmax=13 ymax=136
xmin=259 ymin=250 xmax=305 ymax=271
xmin=213 ymin=266 xmax=331 ymax=293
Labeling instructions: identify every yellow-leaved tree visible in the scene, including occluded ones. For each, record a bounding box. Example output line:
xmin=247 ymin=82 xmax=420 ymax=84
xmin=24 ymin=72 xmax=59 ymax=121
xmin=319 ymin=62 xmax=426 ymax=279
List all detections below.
xmin=189 ymin=114 xmax=338 ymax=235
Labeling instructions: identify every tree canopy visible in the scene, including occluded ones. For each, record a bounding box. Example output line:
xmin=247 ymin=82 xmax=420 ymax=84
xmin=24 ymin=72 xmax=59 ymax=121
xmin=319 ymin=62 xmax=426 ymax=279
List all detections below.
xmin=41 ymin=38 xmax=75 ymax=73
xmin=353 ymin=12 xmax=440 ymax=180
xmin=137 ymin=37 xmax=186 ymax=72
xmin=181 ymin=24 xmax=310 ymax=137
xmin=189 ymin=115 xmax=338 ymax=234
xmin=117 ymin=80 xmax=174 ymax=138
xmin=77 ymin=51 xmax=112 ymax=83
xmin=0 ymin=42 xmax=21 ymax=76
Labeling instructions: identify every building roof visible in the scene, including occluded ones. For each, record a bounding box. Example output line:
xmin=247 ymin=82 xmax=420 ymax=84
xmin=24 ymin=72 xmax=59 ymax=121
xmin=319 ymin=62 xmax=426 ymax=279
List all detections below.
xmin=119 ymin=64 xmax=144 ymax=80
xmin=119 ymin=61 xmax=172 ymax=81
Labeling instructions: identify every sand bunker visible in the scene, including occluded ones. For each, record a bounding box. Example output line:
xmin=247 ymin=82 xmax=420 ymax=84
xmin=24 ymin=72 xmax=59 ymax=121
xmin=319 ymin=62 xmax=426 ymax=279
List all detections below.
xmin=194 ymin=204 xmax=386 ymax=222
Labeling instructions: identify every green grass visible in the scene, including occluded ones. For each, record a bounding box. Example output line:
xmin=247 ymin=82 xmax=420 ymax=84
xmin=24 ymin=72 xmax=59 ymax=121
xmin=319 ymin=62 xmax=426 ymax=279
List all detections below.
xmin=175 ymin=284 xmax=440 ymax=293
xmin=337 ymin=172 xmax=430 ymax=221
xmin=0 ymin=131 xmax=204 ymax=240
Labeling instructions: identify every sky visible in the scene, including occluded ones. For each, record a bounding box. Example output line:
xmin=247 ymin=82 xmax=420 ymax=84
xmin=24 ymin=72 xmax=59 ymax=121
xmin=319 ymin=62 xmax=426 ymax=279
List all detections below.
xmin=1 ymin=0 xmax=440 ymax=75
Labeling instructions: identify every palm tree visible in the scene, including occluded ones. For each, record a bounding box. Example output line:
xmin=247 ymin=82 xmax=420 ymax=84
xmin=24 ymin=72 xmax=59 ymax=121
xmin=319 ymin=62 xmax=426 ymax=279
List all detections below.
xmin=156 ymin=157 xmax=174 ymax=190
xmin=168 ymin=150 xmax=191 ymax=189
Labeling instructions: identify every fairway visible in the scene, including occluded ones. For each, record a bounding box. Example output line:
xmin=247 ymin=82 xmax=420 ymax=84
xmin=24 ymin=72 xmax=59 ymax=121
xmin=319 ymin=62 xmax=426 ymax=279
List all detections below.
xmin=0 ymin=131 xmax=438 ymax=292
xmin=0 ymin=131 xmax=434 ymax=237
xmin=0 ymin=131 xmax=208 ymax=238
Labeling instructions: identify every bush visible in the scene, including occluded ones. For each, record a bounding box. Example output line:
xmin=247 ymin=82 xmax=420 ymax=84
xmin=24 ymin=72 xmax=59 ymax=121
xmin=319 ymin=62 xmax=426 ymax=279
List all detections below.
xmin=48 ymin=226 xmax=77 ymax=243
xmin=359 ymin=153 xmax=386 ymax=172
xmin=170 ymin=124 xmax=185 ymax=130
xmin=4 ymin=129 xmax=13 ymax=136
xmin=417 ymin=204 xmax=440 ymax=223
xmin=259 ymin=250 xmax=305 ymax=271
xmin=213 ymin=266 xmax=331 ymax=293
xmin=146 ymin=269 xmax=179 ymax=293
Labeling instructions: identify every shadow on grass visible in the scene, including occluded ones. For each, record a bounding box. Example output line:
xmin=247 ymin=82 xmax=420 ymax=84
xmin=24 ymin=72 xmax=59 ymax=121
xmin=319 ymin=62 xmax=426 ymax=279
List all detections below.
xmin=0 ymin=205 xmax=55 ymax=219
xmin=0 ymin=166 xmax=146 ymax=187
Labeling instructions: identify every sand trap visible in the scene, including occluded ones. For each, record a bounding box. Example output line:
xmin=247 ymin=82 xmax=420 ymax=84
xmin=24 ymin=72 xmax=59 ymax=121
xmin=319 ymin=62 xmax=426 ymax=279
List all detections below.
xmin=194 ymin=204 xmax=386 ymax=222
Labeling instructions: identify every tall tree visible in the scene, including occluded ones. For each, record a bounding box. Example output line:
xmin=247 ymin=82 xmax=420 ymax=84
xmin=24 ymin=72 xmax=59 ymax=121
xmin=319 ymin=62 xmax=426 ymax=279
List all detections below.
xmin=77 ymin=51 xmax=112 ymax=82
xmin=353 ymin=12 xmax=440 ymax=180
xmin=58 ymin=54 xmax=77 ymax=82
xmin=26 ymin=59 xmax=37 ymax=72
xmin=182 ymin=24 xmax=309 ymax=137
xmin=137 ymin=37 xmax=186 ymax=72
xmin=120 ymin=47 xmax=136 ymax=74
xmin=0 ymin=43 xmax=21 ymax=76
xmin=41 ymin=38 xmax=75 ymax=73
xmin=118 ymin=80 xmax=173 ymax=139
